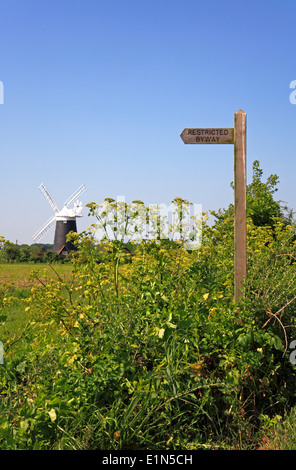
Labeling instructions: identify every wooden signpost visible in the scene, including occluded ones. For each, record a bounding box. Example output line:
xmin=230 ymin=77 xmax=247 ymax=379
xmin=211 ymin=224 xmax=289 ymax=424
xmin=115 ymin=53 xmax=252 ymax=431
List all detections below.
xmin=180 ymin=128 xmax=234 ymax=145
xmin=180 ymin=110 xmax=247 ymax=302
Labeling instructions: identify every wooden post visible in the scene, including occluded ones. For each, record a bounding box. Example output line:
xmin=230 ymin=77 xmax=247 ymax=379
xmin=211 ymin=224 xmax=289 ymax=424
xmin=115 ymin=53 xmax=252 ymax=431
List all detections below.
xmin=234 ymin=110 xmax=247 ymax=301
xmin=180 ymin=110 xmax=247 ymax=302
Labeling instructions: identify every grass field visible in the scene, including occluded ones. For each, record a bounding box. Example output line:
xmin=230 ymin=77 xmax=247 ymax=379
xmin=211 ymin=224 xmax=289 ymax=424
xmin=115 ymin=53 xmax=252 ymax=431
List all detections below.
xmin=0 ymin=263 xmax=73 ymax=355
xmin=0 ymin=262 xmax=73 ymax=288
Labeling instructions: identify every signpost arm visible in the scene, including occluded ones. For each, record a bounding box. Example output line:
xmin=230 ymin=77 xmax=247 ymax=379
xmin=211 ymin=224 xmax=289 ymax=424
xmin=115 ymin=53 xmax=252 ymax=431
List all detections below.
xmin=234 ymin=110 xmax=247 ymax=302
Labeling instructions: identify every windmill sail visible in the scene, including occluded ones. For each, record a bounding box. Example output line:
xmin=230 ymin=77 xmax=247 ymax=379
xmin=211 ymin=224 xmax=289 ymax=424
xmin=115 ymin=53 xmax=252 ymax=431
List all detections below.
xmin=33 ymin=215 xmax=56 ymax=242
xmin=39 ymin=183 xmax=59 ymax=212
xmin=64 ymin=184 xmax=86 ymax=208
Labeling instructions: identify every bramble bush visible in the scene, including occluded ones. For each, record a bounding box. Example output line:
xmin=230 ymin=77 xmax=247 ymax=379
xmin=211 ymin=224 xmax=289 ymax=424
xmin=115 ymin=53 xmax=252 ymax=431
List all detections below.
xmin=1 ymin=161 xmax=296 ymax=449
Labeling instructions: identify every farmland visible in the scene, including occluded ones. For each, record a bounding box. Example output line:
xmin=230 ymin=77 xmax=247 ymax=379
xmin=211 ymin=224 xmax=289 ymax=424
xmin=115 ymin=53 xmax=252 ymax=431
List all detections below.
xmin=1 ymin=162 xmax=296 ymax=450
xmin=0 ymin=263 xmax=72 ymax=289
xmin=0 ymin=263 xmax=73 ymax=358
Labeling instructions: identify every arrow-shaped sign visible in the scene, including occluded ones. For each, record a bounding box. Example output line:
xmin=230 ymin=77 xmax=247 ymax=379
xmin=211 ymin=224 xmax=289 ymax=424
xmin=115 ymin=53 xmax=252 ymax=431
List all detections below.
xmin=180 ymin=128 xmax=234 ymax=144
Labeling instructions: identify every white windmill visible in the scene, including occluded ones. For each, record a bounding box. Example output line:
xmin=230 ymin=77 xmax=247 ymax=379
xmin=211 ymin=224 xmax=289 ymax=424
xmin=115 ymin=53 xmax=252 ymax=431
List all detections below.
xmin=33 ymin=183 xmax=86 ymax=255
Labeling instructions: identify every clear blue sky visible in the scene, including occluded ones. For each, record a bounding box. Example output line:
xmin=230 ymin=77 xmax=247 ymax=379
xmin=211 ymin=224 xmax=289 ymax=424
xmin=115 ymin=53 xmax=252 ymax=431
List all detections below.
xmin=1 ymin=0 xmax=296 ymax=244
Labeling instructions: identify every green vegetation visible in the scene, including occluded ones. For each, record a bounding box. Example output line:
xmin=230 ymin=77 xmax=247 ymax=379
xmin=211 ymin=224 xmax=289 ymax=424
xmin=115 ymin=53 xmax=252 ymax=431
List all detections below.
xmin=0 ymin=241 xmax=71 ymax=264
xmin=1 ymin=161 xmax=296 ymax=450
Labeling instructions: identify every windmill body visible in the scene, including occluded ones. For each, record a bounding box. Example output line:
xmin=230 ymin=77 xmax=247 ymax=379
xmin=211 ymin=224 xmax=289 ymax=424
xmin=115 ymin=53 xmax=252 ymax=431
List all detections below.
xmin=33 ymin=183 xmax=86 ymax=255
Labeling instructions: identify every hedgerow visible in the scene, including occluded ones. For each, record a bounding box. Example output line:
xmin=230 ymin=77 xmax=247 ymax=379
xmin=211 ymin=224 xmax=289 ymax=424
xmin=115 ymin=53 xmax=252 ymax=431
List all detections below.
xmin=1 ymin=161 xmax=296 ymax=449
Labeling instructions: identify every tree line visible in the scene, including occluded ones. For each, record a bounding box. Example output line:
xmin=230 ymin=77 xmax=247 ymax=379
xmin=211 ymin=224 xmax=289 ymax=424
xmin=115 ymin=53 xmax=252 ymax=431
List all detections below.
xmin=0 ymin=242 xmax=70 ymax=263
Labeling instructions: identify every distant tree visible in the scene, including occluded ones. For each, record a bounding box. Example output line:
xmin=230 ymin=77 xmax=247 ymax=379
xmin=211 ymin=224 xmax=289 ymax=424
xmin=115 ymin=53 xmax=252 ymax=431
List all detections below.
xmin=43 ymin=250 xmax=60 ymax=263
xmin=30 ymin=246 xmax=46 ymax=263
xmin=18 ymin=244 xmax=31 ymax=262
xmin=2 ymin=242 xmax=20 ymax=262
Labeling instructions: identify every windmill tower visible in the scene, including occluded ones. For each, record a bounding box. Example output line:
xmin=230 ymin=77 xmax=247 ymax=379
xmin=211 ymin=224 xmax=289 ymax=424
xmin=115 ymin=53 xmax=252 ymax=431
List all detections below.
xmin=33 ymin=183 xmax=86 ymax=255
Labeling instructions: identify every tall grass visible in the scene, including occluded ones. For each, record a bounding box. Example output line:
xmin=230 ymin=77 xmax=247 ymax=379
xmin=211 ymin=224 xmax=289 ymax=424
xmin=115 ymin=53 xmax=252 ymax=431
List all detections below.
xmin=259 ymin=408 xmax=296 ymax=450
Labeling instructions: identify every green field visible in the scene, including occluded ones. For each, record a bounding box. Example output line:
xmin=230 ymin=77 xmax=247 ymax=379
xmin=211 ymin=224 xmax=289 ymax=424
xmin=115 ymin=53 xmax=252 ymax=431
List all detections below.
xmin=0 ymin=263 xmax=72 ymax=288
xmin=0 ymin=263 xmax=73 ymax=357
